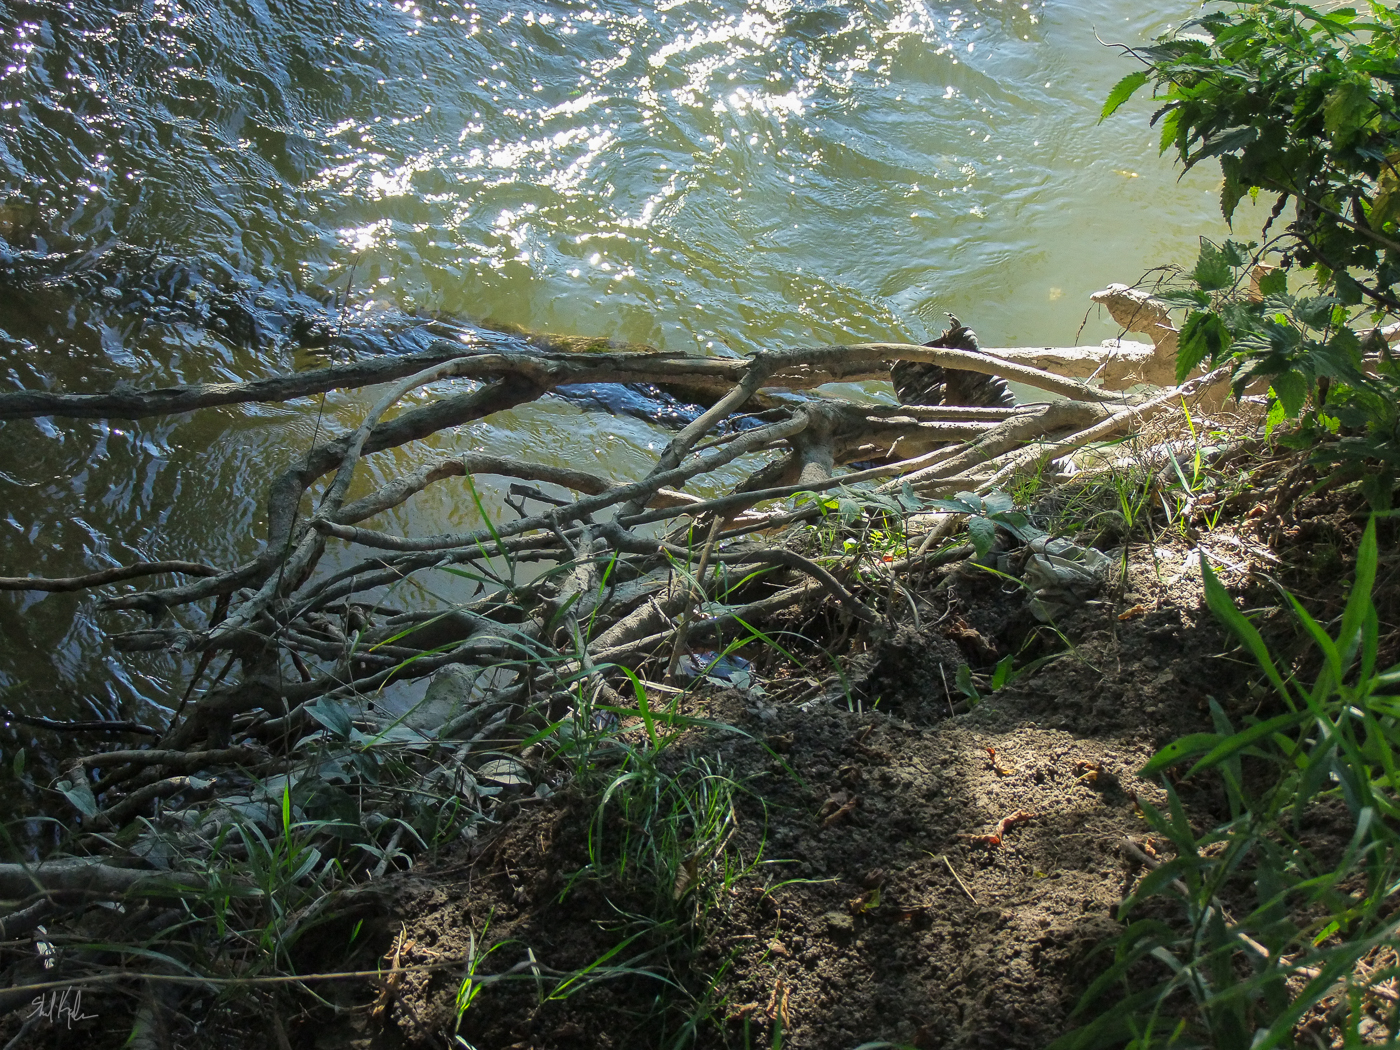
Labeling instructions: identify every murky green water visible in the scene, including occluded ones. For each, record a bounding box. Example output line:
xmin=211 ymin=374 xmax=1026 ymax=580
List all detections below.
xmin=0 ymin=0 xmax=1253 ymax=727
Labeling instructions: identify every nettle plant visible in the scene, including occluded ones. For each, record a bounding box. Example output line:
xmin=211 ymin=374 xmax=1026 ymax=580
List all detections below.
xmin=1105 ymin=1 xmax=1400 ymax=506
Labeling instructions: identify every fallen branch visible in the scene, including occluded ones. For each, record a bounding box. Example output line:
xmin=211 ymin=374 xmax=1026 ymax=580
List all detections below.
xmin=0 ymin=561 xmax=220 ymax=592
xmin=0 ymin=860 xmax=206 ymax=900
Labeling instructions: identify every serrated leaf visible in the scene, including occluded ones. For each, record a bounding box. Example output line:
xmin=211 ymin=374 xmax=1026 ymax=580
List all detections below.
xmin=1158 ymin=108 xmax=1183 ymax=154
xmin=1176 ymin=311 xmax=1232 ymax=382
xmin=1101 ymin=70 xmax=1150 ymax=122
xmin=1295 ymin=294 xmax=1340 ymax=327
xmin=1220 ymin=155 xmax=1247 ymax=223
xmin=1192 ymin=240 xmax=1234 ymax=291
xmin=1323 ymin=79 xmax=1371 ymax=146
xmin=1135 ymin=40 xmax=1211 ymax=64
xmin=1332 ymin=270 xmax=1364 ymax=306
xmin=1257 ymin=267 xmax=1287 ymax=297
xmin=1158 ymin=288 xmax=1211 ymax=309
xmin=1220 ymin=240 xmax=1254 ymax=267
xmin=1195 ymin=125 xmax=1259 ymax=163
xmin=1371 ymin=152 xmax=1400 ymax=227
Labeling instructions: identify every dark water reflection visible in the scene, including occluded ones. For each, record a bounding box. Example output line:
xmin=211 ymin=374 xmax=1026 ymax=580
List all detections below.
xmin=0 ymin=0 xmax=1258 ymax=734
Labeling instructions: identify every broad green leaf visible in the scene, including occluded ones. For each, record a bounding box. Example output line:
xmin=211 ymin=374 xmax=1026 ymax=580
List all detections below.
xmin=955 ymin=663 xmax=978 ymax=701
xmin=980 ymin=489 xmax=1014 ymax=514
xmin=306 ymin=699 xmax=353 ymax=739
xmin=967 ymin=515 xmax=997 ymax=560
xmin=1220 ymin=240 xmax=1254 ymax=267
xmin=1101 ymin=70 xmax=1150 ymax=122
xmin=58 ymin=775 xmax=99 ymax=818
xmin=1270 ymin=370 xmax=1309 ymax=417
xmin=1323 ymin=79 xmax=1371 ymax=146
xmin=1176 ymin=311 xmax=1233 ymax=382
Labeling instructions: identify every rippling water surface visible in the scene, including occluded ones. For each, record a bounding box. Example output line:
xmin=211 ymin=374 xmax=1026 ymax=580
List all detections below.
xmin=0 ymin=0 xmax=1251 ymax=727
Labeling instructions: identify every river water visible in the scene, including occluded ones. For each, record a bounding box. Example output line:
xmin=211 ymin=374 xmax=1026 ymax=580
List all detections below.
xmin=0 ymin=0 xmax=1251 ymax=731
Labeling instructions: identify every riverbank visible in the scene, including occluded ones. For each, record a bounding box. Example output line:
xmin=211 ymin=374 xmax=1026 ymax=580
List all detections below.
xmin=4 ymin=359 xmax=1396 ymax=1047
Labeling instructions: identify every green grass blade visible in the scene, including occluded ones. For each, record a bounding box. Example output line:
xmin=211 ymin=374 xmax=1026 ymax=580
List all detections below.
xmin=1202 ymin=557 xmax=1295 ymax=708
xmin=1337 ymin=518 xmax=1379 ymax=673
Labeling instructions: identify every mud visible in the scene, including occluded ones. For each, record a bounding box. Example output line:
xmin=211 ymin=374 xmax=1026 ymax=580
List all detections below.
xmin=307 ymin=530 xmax=1266 ymax=1050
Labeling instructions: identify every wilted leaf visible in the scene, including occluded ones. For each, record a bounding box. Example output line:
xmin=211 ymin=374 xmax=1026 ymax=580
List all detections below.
xmin=476 ymin=758 xmax=530 ymax=787
xmin=674 ymin=854 xmax=700 ymax=900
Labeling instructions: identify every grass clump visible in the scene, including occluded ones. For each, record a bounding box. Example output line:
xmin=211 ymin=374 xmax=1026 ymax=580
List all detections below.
xmin=1056 ymin=518 xmax=1400 ymax=1049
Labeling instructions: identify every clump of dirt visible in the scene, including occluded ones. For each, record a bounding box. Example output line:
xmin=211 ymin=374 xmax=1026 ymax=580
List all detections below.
xmin=301 ymin=529 xmax=1273 ymax=1050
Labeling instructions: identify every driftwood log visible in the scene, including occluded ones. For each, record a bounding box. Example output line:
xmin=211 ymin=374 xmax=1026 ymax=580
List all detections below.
xmin=0 ymin=303 xmax=1233 ymax=854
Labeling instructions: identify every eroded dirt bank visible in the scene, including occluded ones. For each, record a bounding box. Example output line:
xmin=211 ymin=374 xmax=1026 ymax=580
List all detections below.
xmin=311 ymin=529 xmax=1269 ymax=1050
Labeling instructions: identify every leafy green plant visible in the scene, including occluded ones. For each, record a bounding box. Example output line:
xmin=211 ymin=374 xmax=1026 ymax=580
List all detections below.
xmin=1055 ymin=519 xmax=1400 ymax=1049
xmin=453 ymin=914 xmax=513 ymax=1047
xmin=214 ymin=786 xmax=346 ymax=973
xmin=928 ymin=489 xmax=1045 ymax=560
xmin=1104 ymin=1 xmax=1400 ymax=508
xmin=582 ymin=752 xmax=756 ymax=926
xmin=1161 ymin=236 xmax=1400 ymax=509
xmin=1104 ymin=1 xmax=1400 ymax=308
